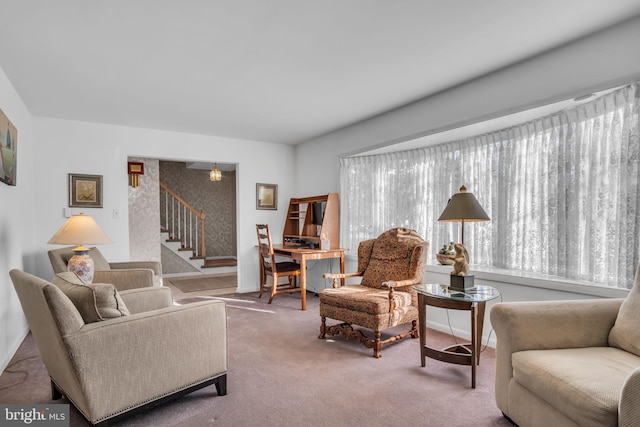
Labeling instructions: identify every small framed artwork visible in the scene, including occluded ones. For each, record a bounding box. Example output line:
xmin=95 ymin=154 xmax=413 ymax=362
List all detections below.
xmin=69 ymin=174 xmax=103 ymax=208
xmin=0 ymin=107 xmax=17 ymax=186
xmin=256 ymin=183 xmax=277 ymax=210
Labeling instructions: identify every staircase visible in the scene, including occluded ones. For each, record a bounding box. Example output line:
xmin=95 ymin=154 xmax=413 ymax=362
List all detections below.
xmin=160 ymin=182 xmax=237 ymax=275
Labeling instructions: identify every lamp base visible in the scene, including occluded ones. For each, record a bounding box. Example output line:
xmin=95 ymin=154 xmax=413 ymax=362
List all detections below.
xmin=450 ymin=274 xmax=474 ymax=291
xmin=67 ymin=250 xmax=95 ymax=284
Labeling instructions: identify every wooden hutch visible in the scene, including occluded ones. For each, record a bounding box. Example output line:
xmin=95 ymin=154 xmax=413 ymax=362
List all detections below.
xmin=283 ymin=193 xmax=339 ymax=249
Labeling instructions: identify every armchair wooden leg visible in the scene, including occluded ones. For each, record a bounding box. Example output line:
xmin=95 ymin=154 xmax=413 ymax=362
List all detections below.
xmin=410 ymin=319 xmax=419 ymax=339
xmin=373 ymin=332 xmax=382 ymax=358
xmin=318 ymin=316 xmax=327 ymax=339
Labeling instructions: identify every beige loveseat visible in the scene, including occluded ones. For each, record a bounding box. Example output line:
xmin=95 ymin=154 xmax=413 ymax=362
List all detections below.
xmin=490 ymin=270 xmax=640 ymax=427
xmin=10 ymin=269 xmax=228 ymax=426
xmin=48 ymin=246 xmax=163 ymax=289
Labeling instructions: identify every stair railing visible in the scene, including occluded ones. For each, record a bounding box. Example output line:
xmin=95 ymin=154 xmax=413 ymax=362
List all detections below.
xmin=159 ymin=182 xmax=206 ymax=259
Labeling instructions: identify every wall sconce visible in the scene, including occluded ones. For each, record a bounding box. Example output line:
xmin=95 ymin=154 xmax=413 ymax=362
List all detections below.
xmin=210 ymin=163 xmax=222 ymax=182
xmin=127 ymin=162 xmax=144 ymax=187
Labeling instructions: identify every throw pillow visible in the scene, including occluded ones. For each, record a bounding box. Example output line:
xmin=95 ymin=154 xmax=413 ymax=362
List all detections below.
xmin=609 ymin=266 xmax=640 ymax=357
xmin=51 ymin=272 xmax=130 ymax=323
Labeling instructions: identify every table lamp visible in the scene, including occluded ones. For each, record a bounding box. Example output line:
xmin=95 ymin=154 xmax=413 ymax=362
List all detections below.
xmin=47 ymin=213 xmax=113 ymax=284
xmin=438 ymin=185 xmax=490 ymax=290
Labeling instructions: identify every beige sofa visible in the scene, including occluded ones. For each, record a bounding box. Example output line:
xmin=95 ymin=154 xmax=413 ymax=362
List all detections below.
xmin=490 ymin=270 xmax=640 ymax=426
xmin=10 ymin=269 xmax=228 ymax=426
xmin=48 ymin=246 xmax=163 ymax=289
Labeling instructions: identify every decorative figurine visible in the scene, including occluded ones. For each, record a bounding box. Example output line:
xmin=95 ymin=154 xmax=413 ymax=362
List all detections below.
xmin=450 ymin=243 xmax=473 ymax=290
xmin=451 ymin=243 xmax=469 ymax=276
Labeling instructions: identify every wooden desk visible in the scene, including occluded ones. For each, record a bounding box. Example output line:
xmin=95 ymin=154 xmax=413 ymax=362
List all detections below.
xmin=271 ymin=244 xmax=347 ymax=311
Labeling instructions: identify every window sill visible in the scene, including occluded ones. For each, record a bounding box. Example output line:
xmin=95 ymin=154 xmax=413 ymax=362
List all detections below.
xmin=344 ymin=253 xmax=630 ymax=298
xmin=426 ymin=262 xmax=630 ymax=299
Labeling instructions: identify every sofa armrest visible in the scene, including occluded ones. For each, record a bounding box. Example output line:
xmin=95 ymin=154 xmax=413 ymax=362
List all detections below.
xmin=93 ymin=269 xmax=156 ymax=291
xmin=119 ymin=287 xmax=172 ymax=314
xmin=62 ymin=300 xmax=228 ymax=423
xmin=110 ymin=261 xmax=162 ymax=277
xmin=620 ymin=367 xmax=640 ymax=427
xmin=491 ymin=299 xmax=623 ymax=351
xmin=490 ymin=298 xmax=623 ymax=415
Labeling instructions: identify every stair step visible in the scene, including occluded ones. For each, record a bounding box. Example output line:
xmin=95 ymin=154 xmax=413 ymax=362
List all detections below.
xmin=178 ymin=247 xmax=193 ymax=251
xmin=166 ymin=238 xmax=181 ymax=243
xmin=202 ymin=258 xmax=237 ymax=268
xmin=190 ymin=256 xmax=206 ymax=260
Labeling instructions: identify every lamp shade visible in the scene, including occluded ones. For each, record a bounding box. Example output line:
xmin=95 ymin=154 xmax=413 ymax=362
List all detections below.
xmin=47 ymin=213 xmax=112 ymax=251
xmin=438 ymin=186 xmax=490 ymax=223
xmin=48 ymin=213 xmax=112 ymax=284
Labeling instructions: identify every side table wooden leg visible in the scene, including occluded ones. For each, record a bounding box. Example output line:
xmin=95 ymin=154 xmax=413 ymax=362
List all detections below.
xmin=476 ymin=301 xmax=487 ymax=365
xmin=471 ymin=305 xmax=478 ymax=389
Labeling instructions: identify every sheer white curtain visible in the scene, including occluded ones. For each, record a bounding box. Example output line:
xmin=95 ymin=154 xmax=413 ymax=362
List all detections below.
xmin=340 ymin=83 xmax=640 ymax=288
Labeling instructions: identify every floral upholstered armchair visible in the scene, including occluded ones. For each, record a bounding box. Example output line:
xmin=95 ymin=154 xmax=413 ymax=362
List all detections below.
xmin=319 ymin=228 xmax=428 ymax=358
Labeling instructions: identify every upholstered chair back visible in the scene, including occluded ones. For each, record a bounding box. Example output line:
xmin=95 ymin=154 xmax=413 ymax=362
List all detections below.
xmin=9 ymin=270 xmax=86 ymax=407
xmin=359 ymin=228 xmax=427 ymax=289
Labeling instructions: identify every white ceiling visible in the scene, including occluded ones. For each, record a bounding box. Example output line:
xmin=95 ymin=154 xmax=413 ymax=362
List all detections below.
xmin=1 ymin=1 xmax=639 ymax=145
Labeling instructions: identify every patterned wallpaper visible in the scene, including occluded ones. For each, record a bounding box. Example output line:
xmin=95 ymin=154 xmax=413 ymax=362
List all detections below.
xmin=159 ymin=161 xmax=237 ymax=257
xmin=160 ymin=245 xmax=199 ymax=274
xmin=128 ymin=157 xmax=161 ymax=262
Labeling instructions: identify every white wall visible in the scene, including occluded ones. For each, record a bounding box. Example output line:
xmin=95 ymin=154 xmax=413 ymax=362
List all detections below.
xmin=31 ymin=117 xmax=296 ymax=294
xmin=0 ymin=66 xmax=34 ymax=371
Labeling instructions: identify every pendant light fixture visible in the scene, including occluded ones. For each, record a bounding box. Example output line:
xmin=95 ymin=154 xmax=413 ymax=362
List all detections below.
xmin=209 ymin=163 xmax=222 ymax=182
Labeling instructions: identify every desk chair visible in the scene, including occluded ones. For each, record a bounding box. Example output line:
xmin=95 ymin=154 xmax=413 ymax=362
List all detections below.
xmin=256 ymin=224 xmax=302 ymax=304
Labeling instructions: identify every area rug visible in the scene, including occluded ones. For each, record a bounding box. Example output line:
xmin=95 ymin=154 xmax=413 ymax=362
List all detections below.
xmin=164 ymin=273 xmax=237 ymax=293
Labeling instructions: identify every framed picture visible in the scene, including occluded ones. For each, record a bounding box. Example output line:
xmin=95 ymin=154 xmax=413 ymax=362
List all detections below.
xmin=69 ymin=174 xmax=103 ymax=208
xmin=256 ymin=183 xmax=277 ymax=210
xmin=0 ymin=107 xmax=17 ymax=186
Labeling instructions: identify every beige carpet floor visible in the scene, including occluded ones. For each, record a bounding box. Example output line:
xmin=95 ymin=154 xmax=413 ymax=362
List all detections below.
xmin=0 ymin=290 xmax=511 ymax=426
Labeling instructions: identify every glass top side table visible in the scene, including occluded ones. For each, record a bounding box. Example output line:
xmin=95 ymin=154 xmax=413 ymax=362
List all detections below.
xmin=412 ymin=283 xmax=501 ymax=388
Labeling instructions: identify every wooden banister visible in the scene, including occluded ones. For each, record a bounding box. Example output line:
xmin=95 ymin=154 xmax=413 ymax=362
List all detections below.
xmin=160 ymin=181 xmax=206 ymax=258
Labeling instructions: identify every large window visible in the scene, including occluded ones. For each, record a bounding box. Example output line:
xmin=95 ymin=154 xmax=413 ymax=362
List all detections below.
xmin=340 ymin=83 xmax=640 ymax=289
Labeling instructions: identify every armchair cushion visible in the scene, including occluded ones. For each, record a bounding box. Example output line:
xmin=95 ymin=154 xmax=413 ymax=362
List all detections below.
xmin=609 ymin=274 xmax=640 ymax=357
xmin=512 ymin=347 xmax=639 ymax=426
xmin=320 ymin=284 xmax=413 ymax=315
xmin=51 ymin=272 xmax=129 ymax=323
